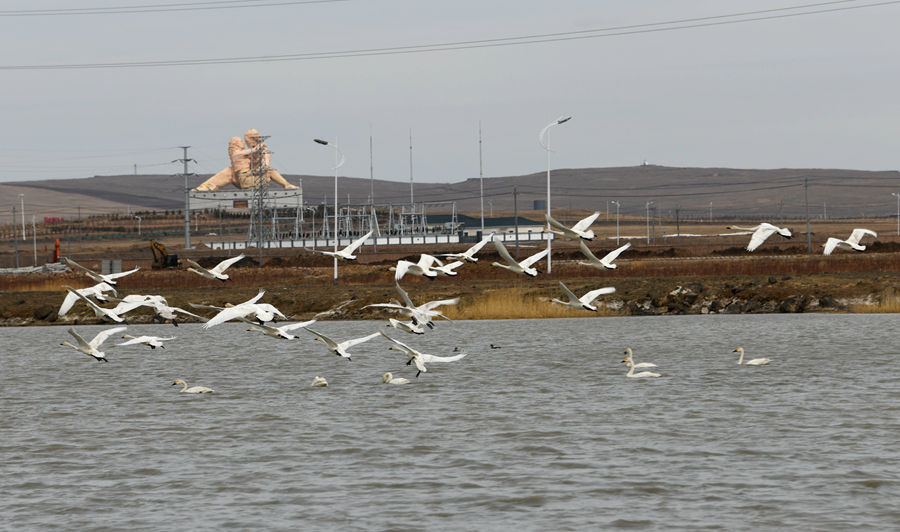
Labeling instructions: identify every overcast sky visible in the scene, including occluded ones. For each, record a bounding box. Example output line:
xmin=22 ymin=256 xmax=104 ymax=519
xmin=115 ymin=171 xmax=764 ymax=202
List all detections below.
xmin=2 ymin=0 xmax=899 ymax=184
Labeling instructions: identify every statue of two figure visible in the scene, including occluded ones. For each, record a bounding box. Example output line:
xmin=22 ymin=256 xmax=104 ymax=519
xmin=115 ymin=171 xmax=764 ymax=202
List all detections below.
xmin=194 ymin=129 xmax=299 ymax=191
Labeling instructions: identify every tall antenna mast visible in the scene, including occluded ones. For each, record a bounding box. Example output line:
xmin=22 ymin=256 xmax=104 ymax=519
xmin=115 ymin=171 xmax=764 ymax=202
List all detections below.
xmin=174 ymin=146 xmax=195 ymax=249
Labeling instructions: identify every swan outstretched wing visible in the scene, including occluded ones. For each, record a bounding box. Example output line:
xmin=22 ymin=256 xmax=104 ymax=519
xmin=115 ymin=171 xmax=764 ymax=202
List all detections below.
xmin=277 ymin=319 xmax=317 ymax=333
xmin=302 ymin=326 xmax=340 ymax=349
xmin=571 ymin=211 xmax=601 ymax=233
xmin=240 ymin=289 xmax=266 ymax=306
xmin=580 ymin=286 xmax=616 ymax=305
xmin=823 ymin=237 xmax=841 ymax=256
xmin=338 ymin=332 xmax=381 ymax=351
xmin=210 ymin=254 xmax=246 ymax=274
xmin=421 ymin=353 xmax=467 ymax=363
xmin=103 ymin=267 xmax=140 ymax=281
xmin=557 ymin=281 xmax=581 ymax=304
xmin=379 ymin=330 xmax=418 ymax=356
xmin=394 ymin=281 xmax=416 ymax=308
xmin=203 ymin=305 xmax=255 ymax=328
xmin=342 ymin=230 xmax=373 ymax=256
xmin=602 ymin=242 xmax=631 ymax=264
xmin=545 ymin=213 xmax=570 ymax=234
xmin=747 ymin=225 xmax=778 ymax=251
xmin=67 ymin=328 xmax=92 ymax=351
xmin=90 ymin=326 xmax=128 ymax=349
xmin=847 ymin=228 xmax=876 ymax=246
xmin=393 ymin=260 xmax=413 ymax=281
xmin=419 ymin=297 xmax=459 ymax=312
xmin=519 ymin=247 xmax=550 ymax=269
xmin=492 ymin=239 xmax=519 ymax=267
xmin=185 ymin=258 xmax=209 ymax=274
xmin=578 ymin=240 xmax=604 ymax=265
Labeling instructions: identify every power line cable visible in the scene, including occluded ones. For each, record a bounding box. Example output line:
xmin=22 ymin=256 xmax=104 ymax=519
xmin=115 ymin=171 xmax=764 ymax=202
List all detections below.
xmin=3 ymin=0 xmax=899 ymax=70
xmin=0 ymin=0 xmax=349 ymax=17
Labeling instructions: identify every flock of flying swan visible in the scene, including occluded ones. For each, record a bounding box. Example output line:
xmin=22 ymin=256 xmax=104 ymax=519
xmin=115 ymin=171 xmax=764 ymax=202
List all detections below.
xmin=59 ymin=211 xmax=866 ymax=390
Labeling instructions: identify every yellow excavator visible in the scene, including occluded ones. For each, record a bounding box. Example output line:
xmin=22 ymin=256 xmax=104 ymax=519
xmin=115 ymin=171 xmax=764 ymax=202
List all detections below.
xmin=150 ymin=240 xmax=180 ymax=269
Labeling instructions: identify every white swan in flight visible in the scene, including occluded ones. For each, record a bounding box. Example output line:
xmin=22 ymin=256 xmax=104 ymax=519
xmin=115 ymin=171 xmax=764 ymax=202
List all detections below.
xmin=382 ymin=372 xmax=410 ymax=385
xmin=311 ymin=376 xmax=328 ymax=387
xmin=551 ymin=281 xmax=615 ymax=311
xmin=303 ymin=327 xmax=381 ymax=361
xmin=245 ymin=319 xmax=317 ymax=339
xmin=386 ymin=318 xmax=425 ymax=334
xmin=65 ymin=257 xmax=139 ymax=285
xmin=726 ymin=223 xmax=792 ymax=251
xmin=392 ymin=255 xmax=440 ymax=281
xmin=116 ymin=297 xmax=205 ymax=326
xmin=623 ymin=347 xmax=657 ymax=369
xmin=440 ymin=233 xmax=494 ymax=263
xmin=60 ymin=326 xmax=127 ymax=362
xmin=117 ymin=334 xmax=175 ymax=349
xmin=624 ymin=359 xmax=661 ymax=378
xmin=363 ymin=281 xmax=457 ymax=329
xmin=431 ymin=260 xmax=464 ymax=277
xmin=545 ymin=211 xmax=600 ymax=240
xmin=200 ymin=289 xmax=286 ymax=328
xmin=62 ymin=285 xmax=127 ymax=323
xmin=578 ymin=241 xmax=631 ymax=270
xmin=185 ymin=254 xmax=246 ymax=281
xmin=823 ymin=228 xmax=877 ymax=256
xmin=491 ymin=237 xmax=549 ymax=277
xmin=172 ymin=379 xmax=214 ymax=393
xmin=379 ymin=330 xmax=467 ymax=377
xmin=58 ymin=282 xmax=117 ymax=317
xmin=307 ymin=230 xmax=373 ymax=260
xmin=733 ymin=347 xmax=770 ymax=366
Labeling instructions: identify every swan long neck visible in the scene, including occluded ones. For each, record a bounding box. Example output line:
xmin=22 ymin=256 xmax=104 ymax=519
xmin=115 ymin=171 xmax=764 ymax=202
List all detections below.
xmin=736 ymin=349 xmax=744 ymax=365
xmin=626 ymin=363 xmax=635 ymax=377
xmin=179 ymin=381 xmax=189 ymax=392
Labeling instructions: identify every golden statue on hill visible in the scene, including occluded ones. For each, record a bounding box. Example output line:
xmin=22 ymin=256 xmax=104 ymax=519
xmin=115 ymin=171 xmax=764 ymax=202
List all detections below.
xmin=194 ymin=129 xmax=299 ymax=191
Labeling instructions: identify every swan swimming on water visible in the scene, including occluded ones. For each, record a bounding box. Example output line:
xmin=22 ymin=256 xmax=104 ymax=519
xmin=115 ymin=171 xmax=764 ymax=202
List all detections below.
xmin=622 ymin=347 xmax=657 ymax=369
xmin=60 ymin=326 xmax=128 ymax=362
xmin=311 ymin=376 xmax=328 ymax=387
xmin=382 ymin=372 xmax=410 ymax=385
xmin=172 ymin=379 xmax=214 ymax=393
xmin=733 ymin=347 xmax=770 ymax=366
xmin=624 ymin=359 xmax=661 ymax=378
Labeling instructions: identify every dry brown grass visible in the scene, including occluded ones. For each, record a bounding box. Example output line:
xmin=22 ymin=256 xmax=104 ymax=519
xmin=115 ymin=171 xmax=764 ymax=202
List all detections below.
xmin=852 ymin=288 xmax=900 ymax=313
xmin=443 ymin=287 xmax=619 ymax=320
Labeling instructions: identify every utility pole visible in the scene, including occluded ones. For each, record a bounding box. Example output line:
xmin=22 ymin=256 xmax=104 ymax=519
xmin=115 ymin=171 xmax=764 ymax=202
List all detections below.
xmin=174 ymin=146 xmax=196 ymax=249
xmin=479 ymin=121 xmax=485 ymax=236
xmin=32 ymin=214 xmax=37 ymax=266
xmin=675 ymin=206 xmax=681 ymax=244
xmin=804 ymin=177 xmax=811 ymax=253
xmin=13 ymin=205 xmax=19 ymax=268
xmin=646 ymin=201 xmax=654 ymax=244
xmin=409 ymin=129 xmax=414 ymax=205
xmin=18 ymin=194 xmax=25 ymax=241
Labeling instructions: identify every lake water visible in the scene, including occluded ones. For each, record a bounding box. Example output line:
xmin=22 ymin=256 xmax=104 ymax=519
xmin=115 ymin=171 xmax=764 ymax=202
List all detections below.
xmin=2 ymin=314 xmax=898 ymax=530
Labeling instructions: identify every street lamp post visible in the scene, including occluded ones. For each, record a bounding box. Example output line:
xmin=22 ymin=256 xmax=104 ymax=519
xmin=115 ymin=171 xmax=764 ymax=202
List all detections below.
xmin=611 ymin=200 xmax=620 ymax=245
xmin=18 ymin=194 xmax=25 ymax=241
xmin=646 ymin=201 xmax=654 ymax=244
xmin=539 ymin=115 xmax=572 ymax=276
xmin=314 ymin=138 xmax=345 ymax=284
xmin=134 ymin=215 xmax=142 ymax=236
xmin=893 ymin=192 xmax=900 ymax=236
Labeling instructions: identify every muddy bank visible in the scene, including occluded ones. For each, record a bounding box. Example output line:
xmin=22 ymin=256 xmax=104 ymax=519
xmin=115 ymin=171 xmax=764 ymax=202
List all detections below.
xmin=2 ymin=264 xmax=897 ymax=326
